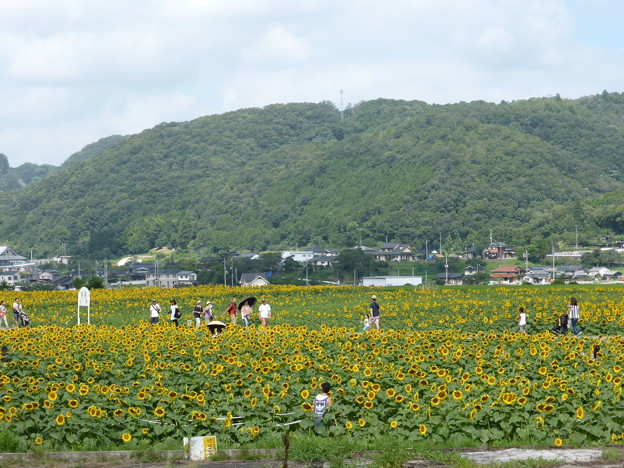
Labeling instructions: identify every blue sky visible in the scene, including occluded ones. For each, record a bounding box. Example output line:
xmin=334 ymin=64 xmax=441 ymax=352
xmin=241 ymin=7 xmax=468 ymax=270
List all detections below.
xmin=0 ymin=0 xmax=622 ymax=166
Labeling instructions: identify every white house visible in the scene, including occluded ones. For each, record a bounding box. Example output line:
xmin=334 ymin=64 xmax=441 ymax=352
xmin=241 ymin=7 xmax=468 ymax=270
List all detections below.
xmin=281 ymin=251 xmax=314 ymax=263
xmin=0 ymin=270 xmax=20 ymax=287
xmin=145 ymin=269 xmax=197 ymax=288
xmin=239 ymin=273 xmax=270 ymax=287
xmin=361 ymin=276 xmax=423 ymax=287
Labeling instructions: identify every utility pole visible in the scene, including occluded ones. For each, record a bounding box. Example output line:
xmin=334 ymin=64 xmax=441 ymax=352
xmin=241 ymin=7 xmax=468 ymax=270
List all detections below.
xmin=104 ymin=258 xmax=108 ymax=287
xmin=339 ymin=89 xmax=344 ymax=120
xmin=223 ymin=258 xmax=227 ymax=286
xmin=445 ymin=253 xmax=449 ymax=285
xmin=551 ymin=242 xmax=556 ymax=281
xmin=575 ymin=225 xmax=579 ymax=249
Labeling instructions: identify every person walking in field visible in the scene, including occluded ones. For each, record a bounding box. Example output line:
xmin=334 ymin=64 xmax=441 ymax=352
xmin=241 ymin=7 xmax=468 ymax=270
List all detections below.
xmin=258 ymin=299 xmax=271 ymax=329
xmin=240 ymin=300 xmax=252 ymax=327
xmin=203 ymin=300 xmax=213 ymax=325
xmin=12 ymin=298 xmax=22 ymax=326
xmin=149 ymin=299 xmax=161 ymax=324
xmin=517 ymin=307 xmax=527 ymax=333
xmin=226 ymin=298 xmax=237 ymax=324
xmin=170 ymin=299 xmax=181 ymax=327
xmin=568 ymin=297 xmax=582 ymax=336
xmin=193 ymin=301 xmax=203 ymax=329
xmin=0 ymin=301 xmax=9 ymax=328
xmin=369 ymin=295 xmax=380 ymax=330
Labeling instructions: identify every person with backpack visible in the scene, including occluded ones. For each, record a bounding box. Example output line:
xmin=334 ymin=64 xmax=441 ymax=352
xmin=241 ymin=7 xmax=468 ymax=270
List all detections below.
xmin=313 ymin=382 xmax=333 ymax=428
xmin=170 ymin=299 xmax=181 ymax=327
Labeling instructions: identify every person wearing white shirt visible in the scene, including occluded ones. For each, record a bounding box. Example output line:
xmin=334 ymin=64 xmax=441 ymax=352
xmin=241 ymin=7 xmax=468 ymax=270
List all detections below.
xmin=517 ymin=307 xmax=527 ymax=333
xmin=258 ymin=299 xmax=271 ymax=329
xmin=149 ymin=300 xmax=161 ymax=324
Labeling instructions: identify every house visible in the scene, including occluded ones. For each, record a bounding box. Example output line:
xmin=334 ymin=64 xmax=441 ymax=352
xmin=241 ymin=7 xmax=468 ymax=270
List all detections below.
xmin=464 ymin=264 xmax=485 ymax=276
xmin=483 ymin=242 xmax=516 ymax=260
xmin=603 ymin=270 xmax=622 ymax=281
xmin=556 ymin=265 xmax=584 ymax=279
xmin=145 ymin=269 xmax=197 ymax=288
xmin=588 ymin=266 xmax=609 ymax=277
xmin=523 ymin=266 xmax=552 ymax=284
xmin=368 ymin=243 xmax=418 ymax=262
xmin=436 ymin=273 xmax=464 ymax=285
xmin=0 ymin=246 xmax=28 ymax=267
xmin=490 ymin=265 xmax=525 ymax=284
xmin=38 ymin=269 xmax=59 ymax=282
xmin=361 ymin=276 xmax=423 ymax=287
xmin=0 ymin=270 xmax=20 ymax=287
xmin=281 ymin=251 xmax=314 ymax=263
xmin=309 ymin=255 xmax=337 ymax=267
xmin=239 ymin=273 xmax=270 ymax=287
xmin=464 ymin=246 xmax=480 ymax=260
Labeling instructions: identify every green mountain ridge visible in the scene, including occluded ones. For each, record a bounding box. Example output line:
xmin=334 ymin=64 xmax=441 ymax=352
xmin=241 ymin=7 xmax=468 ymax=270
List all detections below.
xmin=1 ymin=93 xmax=624 ymax=258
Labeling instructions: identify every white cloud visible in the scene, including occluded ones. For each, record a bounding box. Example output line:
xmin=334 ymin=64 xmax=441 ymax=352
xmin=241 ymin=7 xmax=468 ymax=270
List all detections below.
xmin=0 ymin=0 xmax=622 ymax=166
xmin=240 ymin=27 xmax=313 ymax=65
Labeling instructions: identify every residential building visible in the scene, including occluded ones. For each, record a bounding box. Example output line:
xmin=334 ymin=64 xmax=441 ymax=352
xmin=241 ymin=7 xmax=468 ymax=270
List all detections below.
xmin=0 ymin=246 xmax=28 ymax=268
xmin=437 ymin=273 xmax=464 ymax=285
xmin=464 ymin=264 xmax=485 ymax=276
xmin=361 ymin=276 xmax=423 ymax=287
xmin=146 ymin=269 xmax=197 ymax=288
xmin=366 ymin=243 xmax=418 ymax=262
xmin=239 ymin=273 xmax=270 ymax=287
xmin=490 ymin=265 xmax=525 ymax=284
xmin=0 ymin=270 xmax=20 ymax=287
xmin=483 ymin=242 xmax=516 ymax=260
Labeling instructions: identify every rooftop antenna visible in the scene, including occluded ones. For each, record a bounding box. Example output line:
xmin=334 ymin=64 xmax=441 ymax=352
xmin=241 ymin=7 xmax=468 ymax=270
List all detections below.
xmin=339 ymin=89 xmax=344 ymax=119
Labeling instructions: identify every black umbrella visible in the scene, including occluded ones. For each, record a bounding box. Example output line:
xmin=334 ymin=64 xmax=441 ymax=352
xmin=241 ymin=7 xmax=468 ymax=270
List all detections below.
xmin=238 ymin=297 xmax=257 ymax=310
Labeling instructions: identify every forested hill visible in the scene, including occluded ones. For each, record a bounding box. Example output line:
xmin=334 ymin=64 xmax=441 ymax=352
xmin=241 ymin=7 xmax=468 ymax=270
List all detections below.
xmin=1 ymin=92 xmax=624 ymax=258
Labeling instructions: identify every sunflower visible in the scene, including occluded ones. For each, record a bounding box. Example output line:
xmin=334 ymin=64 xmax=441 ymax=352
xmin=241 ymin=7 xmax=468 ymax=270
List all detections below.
xmin=122 ymin=433 xmax=132 ymax=443
xmin=300 ymin=389 xmax=310 ymax=399
xmin=554 ymin=438 xmax=563 ymax=447
xmin=358 ymin=418 xmax=366 ymax=427
xmin=35 ymin=437 xmax=43 ymax=445
xmin=419 ymin=424 xmax=427 ymax=436
xmin=55 ymin=414 xmax=66 ymax=426
xmin=301 ymin=402 xmax=312 ymax=412
xmin=386 ymin=388 xmax=396 ymax=398
xmin=68 ymin=400 xmax=78 ymax=409
xmin=154 ymin=407 xmax=165 ymax=418
xmin=576 ymin=407 xmax=584 ymax=419
xmin=345 ymin=421 xmax=353 ymax=429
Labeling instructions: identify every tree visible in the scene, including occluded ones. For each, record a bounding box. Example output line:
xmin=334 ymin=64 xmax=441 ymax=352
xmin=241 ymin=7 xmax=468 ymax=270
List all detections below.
xmin=85 ymin=276 xmax=104 ymax=289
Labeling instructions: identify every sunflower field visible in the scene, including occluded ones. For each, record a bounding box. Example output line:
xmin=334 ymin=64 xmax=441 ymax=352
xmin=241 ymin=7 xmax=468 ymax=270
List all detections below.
xmin=1 ymin=284 xmax=624 ymax=451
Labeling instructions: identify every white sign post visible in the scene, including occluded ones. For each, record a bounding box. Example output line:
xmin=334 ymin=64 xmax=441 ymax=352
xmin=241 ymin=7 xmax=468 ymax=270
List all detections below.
xmin=77 ymin=287 xmax=91 ymax=325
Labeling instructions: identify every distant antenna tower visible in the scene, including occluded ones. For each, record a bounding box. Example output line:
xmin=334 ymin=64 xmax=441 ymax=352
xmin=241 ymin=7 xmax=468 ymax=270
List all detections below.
xmin=339 ymin=89 xmax=344 ymax=119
